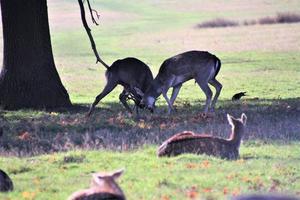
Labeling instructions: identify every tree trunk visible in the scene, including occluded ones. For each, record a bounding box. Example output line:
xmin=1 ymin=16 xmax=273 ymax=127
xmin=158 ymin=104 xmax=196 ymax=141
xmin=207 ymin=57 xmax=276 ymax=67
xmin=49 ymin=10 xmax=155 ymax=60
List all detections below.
xmin=0 ymin=0 xmax=72 ymax=110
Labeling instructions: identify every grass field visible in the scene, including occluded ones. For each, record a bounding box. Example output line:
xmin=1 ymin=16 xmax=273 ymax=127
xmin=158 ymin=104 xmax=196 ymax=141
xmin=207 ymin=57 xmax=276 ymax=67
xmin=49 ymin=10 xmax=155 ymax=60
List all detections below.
xmin=0 ymin=0 xmax=300 ymax=199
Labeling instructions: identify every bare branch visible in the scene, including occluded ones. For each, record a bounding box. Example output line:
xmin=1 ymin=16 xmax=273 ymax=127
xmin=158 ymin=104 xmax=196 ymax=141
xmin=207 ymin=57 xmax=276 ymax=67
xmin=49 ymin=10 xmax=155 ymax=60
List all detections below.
xmin=92 ymin=9 xmax=100 ymax=19
xmin=86 ymin=0 xmax=99 ymax=25
xmin=78 ymin=0 xmax=109 ymax=68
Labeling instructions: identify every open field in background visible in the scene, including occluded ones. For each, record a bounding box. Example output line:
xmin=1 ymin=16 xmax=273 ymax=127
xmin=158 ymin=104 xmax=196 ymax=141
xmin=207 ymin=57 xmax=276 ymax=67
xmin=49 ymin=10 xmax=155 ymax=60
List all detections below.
xmin=1 ymin=0 xmax=300 ymax=199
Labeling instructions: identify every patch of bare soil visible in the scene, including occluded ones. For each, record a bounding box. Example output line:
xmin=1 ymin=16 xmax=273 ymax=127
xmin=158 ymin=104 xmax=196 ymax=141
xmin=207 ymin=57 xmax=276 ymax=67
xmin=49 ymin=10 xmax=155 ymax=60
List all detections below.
xmin=126 ymin=23 xmax=300 ymax=52
xmin=47 ymin=0 xmax=137 ymax=31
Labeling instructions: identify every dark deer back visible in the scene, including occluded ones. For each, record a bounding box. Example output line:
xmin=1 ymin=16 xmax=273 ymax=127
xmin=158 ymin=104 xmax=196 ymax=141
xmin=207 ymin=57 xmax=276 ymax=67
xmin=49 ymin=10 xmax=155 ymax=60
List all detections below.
xmin=0 ymin=169 xmax=13 ymax=192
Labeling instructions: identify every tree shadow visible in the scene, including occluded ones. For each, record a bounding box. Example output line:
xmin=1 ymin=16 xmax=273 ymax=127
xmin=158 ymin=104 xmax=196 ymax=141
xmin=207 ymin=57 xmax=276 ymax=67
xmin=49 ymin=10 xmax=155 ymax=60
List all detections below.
xmin=0 ymin=98 xmax=299 ymax=156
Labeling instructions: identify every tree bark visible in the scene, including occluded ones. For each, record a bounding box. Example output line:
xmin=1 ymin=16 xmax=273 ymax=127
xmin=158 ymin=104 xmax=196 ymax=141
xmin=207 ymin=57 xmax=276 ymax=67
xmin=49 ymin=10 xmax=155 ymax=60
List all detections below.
xmin=0 ymin=0 xmax=72 ymax=110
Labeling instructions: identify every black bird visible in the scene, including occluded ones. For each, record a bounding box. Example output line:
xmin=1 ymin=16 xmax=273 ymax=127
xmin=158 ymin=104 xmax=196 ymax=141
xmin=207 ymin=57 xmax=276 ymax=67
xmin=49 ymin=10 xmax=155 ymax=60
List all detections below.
xmin=0 ymin=169 xmax=14 ymax=192
xmin=232 ymin=92 xmax=247 ymax=101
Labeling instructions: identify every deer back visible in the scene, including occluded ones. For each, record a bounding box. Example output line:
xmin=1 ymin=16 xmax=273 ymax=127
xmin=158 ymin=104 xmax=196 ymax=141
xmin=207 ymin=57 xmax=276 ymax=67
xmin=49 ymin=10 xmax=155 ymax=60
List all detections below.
xmin=157 ymin=131 xmax=238 ymax=159
xmin=155 ymin=51 xmax=220 ymax=84
xmin=108 ymin=57 xmax=153 ymax=93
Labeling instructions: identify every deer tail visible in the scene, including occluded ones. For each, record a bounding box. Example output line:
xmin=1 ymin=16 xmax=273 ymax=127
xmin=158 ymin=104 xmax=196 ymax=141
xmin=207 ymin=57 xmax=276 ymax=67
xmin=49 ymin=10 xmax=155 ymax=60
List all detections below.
xmin=213 ymin=56 xmax=221 ymax=79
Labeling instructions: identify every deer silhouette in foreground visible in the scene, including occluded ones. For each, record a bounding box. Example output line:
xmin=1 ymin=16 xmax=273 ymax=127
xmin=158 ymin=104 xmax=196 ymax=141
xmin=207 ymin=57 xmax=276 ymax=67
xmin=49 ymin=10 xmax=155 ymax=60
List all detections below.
xmin=68 ymin=169 xmax=126 ymax=200
xmin=0 ymin=169 xmax=13 ymax=192
xmin=158 ymin=113 xmax=247 ymax=160
xmin=233 ymin=194 xmax=299 ymax=200
xmin=135 ymin=51 xmax=222 ymax=114
xmin=87 ymin=58 xmax=153 ymax=117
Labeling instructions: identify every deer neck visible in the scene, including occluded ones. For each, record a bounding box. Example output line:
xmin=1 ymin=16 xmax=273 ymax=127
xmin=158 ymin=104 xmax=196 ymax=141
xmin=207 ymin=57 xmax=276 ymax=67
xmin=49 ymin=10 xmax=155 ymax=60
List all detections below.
xmin=149 ymin=79 xmax=163 ymax=98
xmin=92 ymin=181 xmax=124 ymax=197
xmin=228 ymin=125 xmax=243 ymax=148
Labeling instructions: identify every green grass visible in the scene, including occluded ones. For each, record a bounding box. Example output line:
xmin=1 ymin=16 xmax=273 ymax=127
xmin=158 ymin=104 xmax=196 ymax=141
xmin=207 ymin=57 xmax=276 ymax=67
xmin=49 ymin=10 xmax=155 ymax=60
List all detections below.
xmin=1 ymin=144 xmax=300 ymax=200
xmin=1 ymin=0 xmax=300 ymax=199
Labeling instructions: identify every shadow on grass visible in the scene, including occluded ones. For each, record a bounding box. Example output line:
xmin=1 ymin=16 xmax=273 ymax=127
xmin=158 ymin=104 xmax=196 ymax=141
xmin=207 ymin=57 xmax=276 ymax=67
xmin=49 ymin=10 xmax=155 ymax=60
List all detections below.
xmin=0 ymin=98 xmax=299 ymax=156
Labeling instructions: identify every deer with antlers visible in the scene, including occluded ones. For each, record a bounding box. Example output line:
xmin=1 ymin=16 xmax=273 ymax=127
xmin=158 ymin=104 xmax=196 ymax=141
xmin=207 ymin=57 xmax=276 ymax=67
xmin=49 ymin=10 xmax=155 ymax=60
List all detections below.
xmin=68 ymin=169 xmax=126 ymax=200
xmin=158 ymin=113 xmax=247 ymax=160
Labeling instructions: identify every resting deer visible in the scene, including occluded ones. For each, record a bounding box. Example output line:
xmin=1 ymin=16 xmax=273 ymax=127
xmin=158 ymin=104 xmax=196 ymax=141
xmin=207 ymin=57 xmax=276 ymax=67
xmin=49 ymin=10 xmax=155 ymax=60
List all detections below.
xmin=0 ymin=169 xmax=13 ymax=192
xmin=68 ymin=169 xmax=126 ymax=200
xmin=87 ymin=58 xmax=153 ymax=117
xmin=158 ymin=113 xmax=247 ymax=160
xmin=135 ymin=51 xmax=222 ymax=114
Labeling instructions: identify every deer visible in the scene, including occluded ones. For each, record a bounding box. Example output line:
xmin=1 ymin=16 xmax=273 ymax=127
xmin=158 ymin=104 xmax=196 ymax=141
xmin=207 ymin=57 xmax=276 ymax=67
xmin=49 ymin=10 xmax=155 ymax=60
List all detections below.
xmin=68 ymin=168 xmax=126 ymax=200
xmin=86 ymin=57 xmax=153 ymax=117
xmin=233 ymin=194 xmax=299 ymax=200
xmin=0 ymin=169 xmax=13 ymax=192
xmin=135 ymin=51 xmax=222 ymax=114
xmin=157 ymin=113 xmax=247 ymax=160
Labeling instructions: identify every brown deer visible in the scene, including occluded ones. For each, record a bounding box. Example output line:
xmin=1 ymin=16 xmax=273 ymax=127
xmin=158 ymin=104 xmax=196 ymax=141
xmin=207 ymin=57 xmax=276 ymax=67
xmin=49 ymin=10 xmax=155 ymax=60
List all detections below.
xmin=86 ymin=58 xmax=153 ymax=117
xmin=158 ymin=113 xmax=247 ymax=160
xmin=0 ymin=169 xmax=13 ymax=192
xmin=135 ymin=51 xmax=222 ymax=114
xmin=68 ymin=169 xmax=126 ymax=200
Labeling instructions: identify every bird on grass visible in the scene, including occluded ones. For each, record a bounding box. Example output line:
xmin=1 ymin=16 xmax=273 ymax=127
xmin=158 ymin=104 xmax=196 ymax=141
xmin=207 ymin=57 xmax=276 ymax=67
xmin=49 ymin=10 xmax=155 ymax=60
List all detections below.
xmin=232 ymin=92 xmax=247 ymax=101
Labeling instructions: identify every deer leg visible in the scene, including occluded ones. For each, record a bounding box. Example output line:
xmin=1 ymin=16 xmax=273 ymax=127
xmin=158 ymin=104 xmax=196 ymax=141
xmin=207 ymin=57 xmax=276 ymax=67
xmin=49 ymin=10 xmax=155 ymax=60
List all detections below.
xmin=162 ymin=90 xmax=173 ymax=114
xmin=135 ymin=105 xmax=140 ymax=119
xmin=119 ymin=89 xmax=133 ymax=113
xmin=87 ymin=82 xmax=117 ymax=117
xmin=195 ymin=78 xmax=212 ymax=113
xmin=170 ymin=84 xmax=182 ymax=106
xmin=209 ymin=78 xmax=222 ymax=111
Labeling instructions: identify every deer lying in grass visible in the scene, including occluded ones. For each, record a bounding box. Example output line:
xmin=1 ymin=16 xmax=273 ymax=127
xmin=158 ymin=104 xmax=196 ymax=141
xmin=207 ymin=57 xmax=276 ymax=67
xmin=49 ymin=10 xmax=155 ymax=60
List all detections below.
xmin=158 ymin=113 xmax=247 ymax=160
xmin=87 ymin=58 xmax=153 ymax=117
xmin=135 ymin=51 xmax=222 ymax=114
xmin=0 ymin=169 xmax=13 ymax=192
xmin=68 ymin=169 xmax=126 ymax=200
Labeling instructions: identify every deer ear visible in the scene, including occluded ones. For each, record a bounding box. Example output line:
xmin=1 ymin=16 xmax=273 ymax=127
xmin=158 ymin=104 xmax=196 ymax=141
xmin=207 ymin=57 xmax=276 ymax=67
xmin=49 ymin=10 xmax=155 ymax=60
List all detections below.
xmin=92 ymin=173 xmax=103 ymax=185
xmin=134 ymin=87 xmax=144 ymax=96
xmin=241 ymin=113 xmax=247 ymax=125
xmin=112 ymin=168 xmax=124 ymax=179
xmin=227 ymin=114 xmax=234 ymax=126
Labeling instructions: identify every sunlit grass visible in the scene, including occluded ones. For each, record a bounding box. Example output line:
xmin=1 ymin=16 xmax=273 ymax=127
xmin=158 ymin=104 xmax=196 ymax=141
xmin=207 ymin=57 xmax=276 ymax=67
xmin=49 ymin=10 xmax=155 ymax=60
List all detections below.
xmin=1 ymin=144 xmax=300 ymax=200
xmin=1 ymin=0 xmax=300 ymax=199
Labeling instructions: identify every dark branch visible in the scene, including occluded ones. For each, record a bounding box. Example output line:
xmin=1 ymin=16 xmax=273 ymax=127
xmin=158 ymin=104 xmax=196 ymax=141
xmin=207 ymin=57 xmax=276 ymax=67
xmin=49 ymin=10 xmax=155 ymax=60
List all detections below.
xmin=86 ymin=0 xmax=99 ymax=25
xmin=78 ymin=0 xmax=109 ymax=69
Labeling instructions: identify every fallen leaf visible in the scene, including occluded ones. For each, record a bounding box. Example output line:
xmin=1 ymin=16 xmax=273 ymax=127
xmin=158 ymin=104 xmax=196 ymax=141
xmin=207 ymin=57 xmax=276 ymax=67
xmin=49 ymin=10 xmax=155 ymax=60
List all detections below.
xmin=186 ymin=186 xmax=199 ymax=199
xmin=22 ymin=191 xmax=36 ymax=199
xmin=18 ymin=132 xmax=31 ymax=140
xmin=201 ymin=160 xmax=211 ymax=168
xmin=203 ymin=188 xmax=212 ymax=193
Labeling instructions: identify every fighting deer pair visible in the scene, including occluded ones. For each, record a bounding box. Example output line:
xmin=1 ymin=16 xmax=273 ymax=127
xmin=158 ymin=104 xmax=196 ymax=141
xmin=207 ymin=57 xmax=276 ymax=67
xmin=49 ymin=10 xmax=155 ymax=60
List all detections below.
xmin=87 ymin=50 xmax=222 ymax=116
